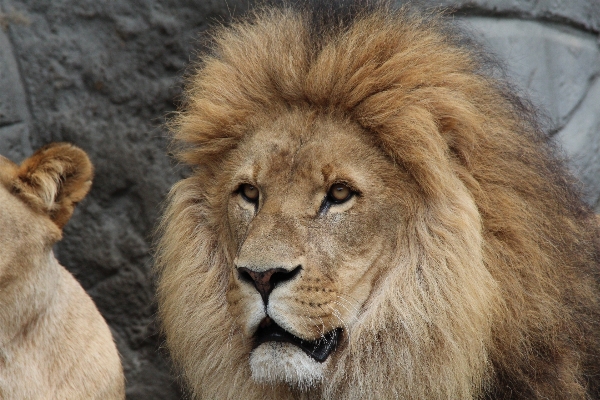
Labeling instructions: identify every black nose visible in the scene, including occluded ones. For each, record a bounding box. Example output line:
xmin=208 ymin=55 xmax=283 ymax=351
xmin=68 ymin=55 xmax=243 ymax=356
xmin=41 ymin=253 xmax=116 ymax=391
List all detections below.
xmin=237 ymin=265 xmax=302 ymax=304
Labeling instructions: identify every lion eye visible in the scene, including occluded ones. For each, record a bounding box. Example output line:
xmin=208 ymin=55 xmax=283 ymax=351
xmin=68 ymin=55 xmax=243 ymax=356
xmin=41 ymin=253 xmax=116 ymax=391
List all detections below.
xmin=240 ymin=184 xmax=259 ymax=203
xmin=327 ymin=183 xmax=353 ymax=204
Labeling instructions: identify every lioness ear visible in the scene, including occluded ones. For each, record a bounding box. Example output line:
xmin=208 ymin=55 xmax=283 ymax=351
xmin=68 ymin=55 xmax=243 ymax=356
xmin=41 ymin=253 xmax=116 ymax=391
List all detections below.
xmin=13 ymin=143 xmax=93 ymax=229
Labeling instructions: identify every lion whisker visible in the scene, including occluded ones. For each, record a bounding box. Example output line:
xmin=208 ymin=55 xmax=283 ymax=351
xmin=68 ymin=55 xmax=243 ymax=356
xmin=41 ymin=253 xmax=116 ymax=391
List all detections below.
xmin=326 ymin=304 xmax=350 ymax=333
xmin=334 ymin=297 xmax=360 ymax=320
xmin=336 ymin=294 xmax=361 ymax=313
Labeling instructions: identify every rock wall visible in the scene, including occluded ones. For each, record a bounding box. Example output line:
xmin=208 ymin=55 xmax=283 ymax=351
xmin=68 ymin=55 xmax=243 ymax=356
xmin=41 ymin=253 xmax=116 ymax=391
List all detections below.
xmin=0 ymin=0 xmax=598 ymax=398
xmin=459 ymin=14 xmax=600 ymax=208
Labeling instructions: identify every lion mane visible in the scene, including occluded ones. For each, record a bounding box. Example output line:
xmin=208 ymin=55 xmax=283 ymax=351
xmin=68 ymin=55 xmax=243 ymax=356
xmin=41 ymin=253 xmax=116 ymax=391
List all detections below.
xmin=155 ymin=2 xmax=600 ymax=399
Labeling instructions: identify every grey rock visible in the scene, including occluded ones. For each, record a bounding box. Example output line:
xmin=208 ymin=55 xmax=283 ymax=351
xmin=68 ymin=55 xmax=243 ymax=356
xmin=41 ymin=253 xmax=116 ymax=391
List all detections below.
xmin=423 ymin=0 xmax=600 ymax=33
xmin=461 ymin=16 xmax=600 ymax=209
xmin=0 ymin=21 xmax=31 ymax=160
xmin=554 ymin=76 xmax=600 ymax=210
xmin=462 ymin=17 xmax=600 ymax=131
xmin=0 ymin=122 xmax=31 ymax=162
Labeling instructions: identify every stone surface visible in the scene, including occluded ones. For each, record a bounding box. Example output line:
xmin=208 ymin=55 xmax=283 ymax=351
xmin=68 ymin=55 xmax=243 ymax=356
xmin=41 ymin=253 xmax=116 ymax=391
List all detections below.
xmin=0 ymin=0 xmax=598 ymax=398
xmin=463 ymin=17 xmax=600 ymax=132
xmin=555 ymin=77 xmax=600 ymax=210
xmin=426 ymin=0 xmax=600 ymax=33
xmin=0 ymin=19 xmax=31 ymax=161
xmin=459 ymin=14 xmax=600 ymax=210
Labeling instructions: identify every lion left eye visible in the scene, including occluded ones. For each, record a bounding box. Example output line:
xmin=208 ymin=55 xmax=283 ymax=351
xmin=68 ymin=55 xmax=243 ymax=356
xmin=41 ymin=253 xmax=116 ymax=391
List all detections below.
xmin=326 ymin=183 xmax=354 ymax=204
xmin=239 ymin=183 xmax=259 ymax=203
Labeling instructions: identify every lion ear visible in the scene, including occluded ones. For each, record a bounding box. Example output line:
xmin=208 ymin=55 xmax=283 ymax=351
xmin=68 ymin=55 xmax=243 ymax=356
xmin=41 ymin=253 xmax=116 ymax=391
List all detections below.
xmin=13 ymin=143 xmax=93 ymax=229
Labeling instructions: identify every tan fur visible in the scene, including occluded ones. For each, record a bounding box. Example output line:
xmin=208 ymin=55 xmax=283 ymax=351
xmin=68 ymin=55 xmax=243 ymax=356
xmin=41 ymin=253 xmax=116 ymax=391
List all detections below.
xmin=155 ymin=4 xmax=600 ymax=399
xmin=0 ymin=143 xmax=125 ymax=399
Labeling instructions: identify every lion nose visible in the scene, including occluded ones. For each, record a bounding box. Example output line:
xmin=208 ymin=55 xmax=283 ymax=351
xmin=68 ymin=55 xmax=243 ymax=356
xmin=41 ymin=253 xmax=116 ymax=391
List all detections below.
xmin=237 ymin=266 xmax=302 ymax=304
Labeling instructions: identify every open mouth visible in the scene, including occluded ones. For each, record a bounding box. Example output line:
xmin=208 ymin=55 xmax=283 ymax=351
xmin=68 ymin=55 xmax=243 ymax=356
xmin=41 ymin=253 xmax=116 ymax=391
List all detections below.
xmin=253 ymin=317 xmax=342 ymax=362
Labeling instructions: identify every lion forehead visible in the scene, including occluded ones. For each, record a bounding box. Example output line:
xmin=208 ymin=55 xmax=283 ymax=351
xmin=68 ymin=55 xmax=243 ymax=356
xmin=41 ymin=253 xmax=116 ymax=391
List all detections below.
xmin=230 ymin=113 xmax=397 ymax=195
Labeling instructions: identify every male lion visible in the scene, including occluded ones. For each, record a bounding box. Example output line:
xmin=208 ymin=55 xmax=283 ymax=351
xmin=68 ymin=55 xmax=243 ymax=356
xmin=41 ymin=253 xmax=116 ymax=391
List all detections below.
xmin=155 ymin=2 xmax=600 ymax=399
xmin=0 ymin=143 xmax=125 ymax=399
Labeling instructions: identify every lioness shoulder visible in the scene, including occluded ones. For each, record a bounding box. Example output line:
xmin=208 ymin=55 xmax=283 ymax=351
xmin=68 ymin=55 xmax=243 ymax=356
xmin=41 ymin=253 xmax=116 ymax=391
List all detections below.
xmin=0 ymin=143 xmax=125 ymax=399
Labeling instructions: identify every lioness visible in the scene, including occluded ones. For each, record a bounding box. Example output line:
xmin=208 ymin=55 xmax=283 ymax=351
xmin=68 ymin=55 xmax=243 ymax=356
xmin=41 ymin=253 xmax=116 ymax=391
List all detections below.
xmin=0 ymin=143 xmax=124 ymax=399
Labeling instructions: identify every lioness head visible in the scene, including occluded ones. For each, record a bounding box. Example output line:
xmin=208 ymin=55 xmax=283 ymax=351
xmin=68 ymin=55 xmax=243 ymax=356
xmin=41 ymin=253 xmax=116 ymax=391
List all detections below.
xmin=0 ymin=143 xmax=93 ymax=276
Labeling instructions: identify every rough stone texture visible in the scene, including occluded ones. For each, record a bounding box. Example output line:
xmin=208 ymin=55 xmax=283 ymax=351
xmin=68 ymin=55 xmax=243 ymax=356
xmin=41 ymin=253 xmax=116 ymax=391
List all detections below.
xmin=555 ymin=77 xmax=600 ymax=208
xmin=0 ymin=18 xmax=31 ymax=161
xmin=0 ymin=0 xmax=598 ymax=398
xmin=431 ymin=0 xmax=600 ymax=33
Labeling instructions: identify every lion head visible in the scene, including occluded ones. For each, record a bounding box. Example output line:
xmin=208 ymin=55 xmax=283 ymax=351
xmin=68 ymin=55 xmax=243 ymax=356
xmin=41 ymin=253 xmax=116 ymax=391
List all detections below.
xmin=156 ymin=3 xmax=600 ymax=399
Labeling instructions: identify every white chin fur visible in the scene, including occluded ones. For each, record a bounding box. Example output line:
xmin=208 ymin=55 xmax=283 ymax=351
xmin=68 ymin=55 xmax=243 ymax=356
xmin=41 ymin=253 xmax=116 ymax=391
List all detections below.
xmin=249 ymin=342 xmax=325 ymax=389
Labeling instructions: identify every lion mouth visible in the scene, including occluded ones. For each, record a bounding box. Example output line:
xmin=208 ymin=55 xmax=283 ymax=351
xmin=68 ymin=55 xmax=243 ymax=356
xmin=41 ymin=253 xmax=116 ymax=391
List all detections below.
xmin=253 ymin=317 xmax=342 ymax=362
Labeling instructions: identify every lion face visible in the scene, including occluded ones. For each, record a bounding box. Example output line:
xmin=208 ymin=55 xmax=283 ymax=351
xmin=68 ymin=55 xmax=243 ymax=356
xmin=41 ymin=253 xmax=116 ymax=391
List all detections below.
xmin=222 ymin=111 xmax=410 ymax=386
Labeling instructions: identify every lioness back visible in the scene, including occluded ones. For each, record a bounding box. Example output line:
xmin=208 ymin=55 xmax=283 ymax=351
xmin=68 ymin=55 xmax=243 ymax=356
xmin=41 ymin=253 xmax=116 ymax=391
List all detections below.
xmin=155 ymin=1 xmax=600 ymax=399
xmin=0 ymin=143 xmax=124 ymax=399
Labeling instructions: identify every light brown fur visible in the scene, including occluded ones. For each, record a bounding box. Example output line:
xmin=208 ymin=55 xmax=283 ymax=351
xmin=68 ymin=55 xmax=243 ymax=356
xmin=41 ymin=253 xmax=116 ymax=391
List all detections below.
xmin=156 ymin=3 xmax=600 ymax=399
xmin=0 ymin=143 xmax=125 ymax=399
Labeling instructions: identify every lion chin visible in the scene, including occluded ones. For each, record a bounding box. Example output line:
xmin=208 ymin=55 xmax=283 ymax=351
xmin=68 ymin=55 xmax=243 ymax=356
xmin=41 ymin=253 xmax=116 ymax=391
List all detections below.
xmin=246 ymin=299 xmax=343 ymax=387
xmin=250 ymin=342 xmax=325 ymax=389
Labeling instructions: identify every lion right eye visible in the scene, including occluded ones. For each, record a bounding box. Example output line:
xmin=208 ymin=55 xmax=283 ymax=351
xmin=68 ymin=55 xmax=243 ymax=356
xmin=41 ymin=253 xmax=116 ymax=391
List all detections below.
xmin=239 ymin=183 xmax=259 ymax=204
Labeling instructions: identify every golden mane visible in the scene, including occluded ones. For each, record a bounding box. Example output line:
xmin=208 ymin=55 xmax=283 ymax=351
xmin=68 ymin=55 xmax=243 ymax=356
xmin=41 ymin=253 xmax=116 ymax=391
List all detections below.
xmin=156 ymin=3 xmax=600 ymax=398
